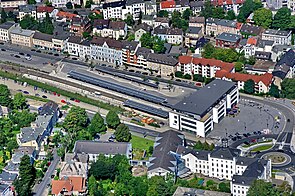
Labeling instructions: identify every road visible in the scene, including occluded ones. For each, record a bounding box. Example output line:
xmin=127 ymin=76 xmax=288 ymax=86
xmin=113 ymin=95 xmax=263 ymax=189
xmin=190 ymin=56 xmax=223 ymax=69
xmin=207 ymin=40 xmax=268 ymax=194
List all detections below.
xmin=32 ymin=150 xmax=59 ymax=196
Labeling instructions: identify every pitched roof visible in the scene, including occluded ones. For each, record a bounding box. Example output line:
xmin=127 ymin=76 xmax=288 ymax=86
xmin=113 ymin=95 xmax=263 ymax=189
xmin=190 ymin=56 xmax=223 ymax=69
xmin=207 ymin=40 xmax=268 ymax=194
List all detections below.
xmin=216 ymin=32 xmax=241 ymax=42
xmin=240 ymin=24 xmax=264 ymax=35
xmin=247 ymin=37 xmax=257 ymax=45
xmin=56 ymin=11 xmax=78 ymax=20
xmin=206 ymin=18 xmax=237 ymax=28
xmin=147 ymin=53 xmax=178 ymax=66
xmin=68 ymin=36 xmax=82 ymax=44
xmin=109 ymin=21 xmax=126 ymax=30
xmin=36 ymin=6 xmax=54 ymax=13
xmin=51 ymin=176 xmax=86 ymax=195
xmin=39 ymin=101 xmax=59 ymax=116
xmin=263 ymin=29 xmax=291 ymax=36
xmin=134 ymin=23 xmax=152 ymax=32
xmin=91 ymin=37 xmax=123 ymax=49
xmin=160 ymin=0 xmax=176 ymax=9
xmin=0 ymin=171 xmax=17 ymax=183
xmin=216 ymin=72 xmax=273 ymax=86
xmin=176 ymin=145 xmax=209 ymax=161
xmin=135 ymin=47 xmax=152 ymax=58
xmin=33 ymin=31 xmax=53 ymax=42
xmin=210 ymin=147 xmax=240 ymax=160
xmin=19 ymin=5 xmax=36 ymax=12
xmin=126 ymin=0 xmax=144 ymax=5
xmin=189 ymin=16 xmax=205 ymax=24
xmin=0 ymin=21 xmax=16 ymax=30
xmin=93 ymin=19 xmax=109 ymax=29
xmin=102 ymin=0 xmax=126 ymax=9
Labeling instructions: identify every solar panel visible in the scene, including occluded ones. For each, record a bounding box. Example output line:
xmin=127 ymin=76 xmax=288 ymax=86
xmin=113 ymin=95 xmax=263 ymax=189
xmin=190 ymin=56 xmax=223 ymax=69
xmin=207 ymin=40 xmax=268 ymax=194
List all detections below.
xmin=68 ymin=71 xmax=167 ymax=104
xmin=95 ymin=66 xmax=158 ymax=88
xmin=123 ymin=100 xmax=169 ymax=118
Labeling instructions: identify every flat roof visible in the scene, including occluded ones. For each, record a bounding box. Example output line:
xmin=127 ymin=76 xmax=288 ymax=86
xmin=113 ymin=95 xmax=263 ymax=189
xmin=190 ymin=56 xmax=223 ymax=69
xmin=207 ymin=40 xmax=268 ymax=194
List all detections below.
xmin=172 ymin=79 xmax=236 ymax=117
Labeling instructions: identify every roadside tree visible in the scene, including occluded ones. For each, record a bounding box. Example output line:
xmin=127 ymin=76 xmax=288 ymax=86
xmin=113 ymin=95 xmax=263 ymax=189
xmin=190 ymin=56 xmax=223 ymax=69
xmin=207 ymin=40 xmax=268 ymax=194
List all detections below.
xmin=114 ymin=123 xmax=131 ymax=142
xmin=106 ymin=110 xmax=120 ymax=129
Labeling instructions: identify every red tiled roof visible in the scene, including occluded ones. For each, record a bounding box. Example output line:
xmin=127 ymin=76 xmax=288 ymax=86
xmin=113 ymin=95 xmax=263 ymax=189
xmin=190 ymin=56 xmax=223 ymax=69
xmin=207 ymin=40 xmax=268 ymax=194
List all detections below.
xmin=211 ymin=0 xmax=233 ymax=5
xmin=236 ymin=22 xmax=243 ymax=30
xmin=247 ymin=37 xmax=257 ymax=45
xmin=37 ymin=6 xmax=54 ymax=13
xmin=216 ymin=72 xmax=273 ymax=86
xmin=178 ymin=56 xmax=193 ymax=64
xmin=57 ymin=11 xmax=78 ymax=20
xmin=236 ymin=0 xmax=244 ymax=4
xmin=161 ymin=0 xmax=176 ymax=9
xmin=51 ymin=177 xmax=86 ymax=195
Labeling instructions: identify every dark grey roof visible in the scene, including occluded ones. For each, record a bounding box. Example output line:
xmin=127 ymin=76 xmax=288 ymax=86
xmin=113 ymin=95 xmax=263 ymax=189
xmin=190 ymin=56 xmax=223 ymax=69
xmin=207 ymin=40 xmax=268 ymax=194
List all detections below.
xmin=147 ymin=53 xmax=178 ymax=66
xmin=93 ymin=19 xmax=109 ymax=29
xmin=206 ymin=18 xmax=236 ymax=28
xmin=102 ymin=1 xmax=126 ymax=9
xmin=91 ymin=37 xmax=123 ymax=49
xmin=126 ymin=0 xmax=144 ymax=5
xmin=164 ymin=43 xmax=172 ymax=53
xmin=134 ymin=23 xmax=152 ymax=32
xmin=189 ymin=1 xmax=204 ymax=8
xmin=186 ymin=27 xmax=202 ymax=34
xmin=239 ymin=38 xmax=247 ymax=46
xmin=0 ymin=184 xmax=9 ymax=193
xmin=240 ymin=24 xmax=264 ymax=35
xmin=68 ymin=36 xmax=82 ymax=44
xmin=168 ymin=28 xmax=183 ymax=35
xmin=39 ymin=101 xmax=58 ymax=116
xmin=0 ymin=21 xmax=16 ymax=30
xmin=176 ymin=145 xmax=209 ymax=161
xmin=210 ymin=147 xmax=240 ymax=160
xmin=216 ymin=32 xmax=241 ymax=42
xmin=274 ymin=49 xmax=295 ymax=79
xmin=232 ymin=175 xmax=257 ymax=186
xmin=53 ymin=22 xmax=70 ymax=40
xmin=73 ymin=140 xmax=131 ymax=155
xmin=33 ymin=31 xmax=53 ymax=42
xmin=135 ymin=47 xmax=152 ymax=58
xmin=81 ymin=39 xmax=91 ymax=46
xmin=256 ymin=39 xmax=274 ymax=48
xmin=169 ymin=46 xmax=187 ymax=56
xmin=19 ymin=5 xmax=36 ymax=12
xmin=148 ymin=130 xmax=184 ymax=172
xmin=0 ymin=171 xmax=17 ymax=183
xmin=19 ymin=127 xmax=44 ymax=143
xmin=189 ymin=16 xmax=205 ymax=23
xmin=173 ymin=80 xmax=236 ymax=117
xmin=254 ymin=51 xmax=271 ymax=60
xmin=263 ymin=29 xmax=291 ymax=36
xmin=177 ymin=0 xmax=190 ymax=6
xmin=64 ymin=153 xmax=88 ymax=163
xmin=109 ymin=21 xmax=126 ymax=30
xmin=154 ymin=25 xmax=168 ymax=34
xmin=155 ymin=17 xmax=169 ymax=23
xmin=195 ymin=37 xmax=209 ymax=49
xmin=122 ymin=40 xmax=138 ymax=51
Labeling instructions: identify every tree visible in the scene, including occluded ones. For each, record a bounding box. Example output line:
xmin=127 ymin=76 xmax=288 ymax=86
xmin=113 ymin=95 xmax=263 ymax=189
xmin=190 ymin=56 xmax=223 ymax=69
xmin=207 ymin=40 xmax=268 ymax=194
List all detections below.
xmin=0 ymin=84 xmax=12 ymax=107
xmin=171 ymin=11 xmax=188 ymax=31
xmin=183 ymin=74 xmax=192 ymax=80
xmin=88 ymin=175 xmax=101 ymax=196
xmin=28 ymin=0 xmax=36 ymax=4
xmin=200 ymin=0 xmax=213 ymax=19
xmin=63 ymin=106 xmax=89 ymax=134
xmin=106 ymin=110 xmax=120 ymax=129
xmin=182 ymin=9 xmax=192 ymax=20
xmin=272 ymin=7 xmax=291 ymax=30
xmin=115 ymin=124 xmax=131 ymax=142
xmin=219 ymin=182 xmax=230 ymax=192
xmin=244 ymin=79 xmax=255 ymax=94
xmin=152 ymin=36 xmax=165 ymax=54
xmin=82 ymin=32 xmax=91 ymax=39
xmin=193 ymin=74 xmax=204 ymax=82
xmin=7 ymin=11 xmax=16 ymax=21
xmin=225 ymin=10 xmax=236 ymax=20
xmin=157 ymin=10 xmax=169 ymax=17
xmin=9 ymin=110 xmax=36 ymax=129
xmin=14 ymin=155 xmax=36 ymax=196
xmin=20 ymin=15 xmax=38 ymax=30
xmin=269 ymin=84 xmax=280 ymax=98
xmin=37 ymin=13 xmax=54 ymax=34
xmin=281 ymin=78 xmax=295 ymax=99
xmin=175 ymin=71 xmax=183 ymax=78
xmin=202 ymin=43 xmax=215 ymax=59
xmin=13 ymin=93 xmax=27 ymax=110
xmin=212 ymin=7 xmax=225 ymax=19
xmin=140 ymin=33 xmax=153 ymax=48
xmin=234 ymin=62 xmax=243 ymax=72
xmin=253 ymin=8 xmax=273 ymax=28
xmin=88 ymin=13 xmax=103 ymax=21
xmin=237 ymin=0 xmax=262 ymax=22
xmin=88 ymin=112 xmax=106 ymax=136
xmin=85 ymin=0 xmax=93 ymax=8
xmin=1 ymin=9 xmax=7 ymax=24
xmin=44 ymin=0 xmax=52 ymax=6
xmin=194 ymin=141 xmax=203 ymax=150
xmin=248 ymin=180 xmax=280 ymax=196
xmin=247 ymin=56 xmax=256 ymax=65
xmin=66 ymin=2 xmax=73 ymax=9
xmin=125 ymin=14 xmax=135 ymax=26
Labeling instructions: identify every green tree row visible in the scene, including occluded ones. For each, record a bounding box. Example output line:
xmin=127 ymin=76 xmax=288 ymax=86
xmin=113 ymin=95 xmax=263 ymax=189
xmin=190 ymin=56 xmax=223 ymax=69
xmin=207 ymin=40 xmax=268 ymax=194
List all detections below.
xmin=140 ymin=33 xmax=166 ymax=54
xmin=20 ymin=13 xmax=54 ymax=35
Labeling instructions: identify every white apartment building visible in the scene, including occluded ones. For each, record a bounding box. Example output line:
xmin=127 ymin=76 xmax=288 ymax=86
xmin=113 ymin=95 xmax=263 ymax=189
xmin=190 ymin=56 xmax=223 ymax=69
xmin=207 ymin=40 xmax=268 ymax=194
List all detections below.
xmin=18 ymin=5 xmax=37 ymax=21
xmin=48 ymin=0 xmax=81 ymax=8
xmin=153 ymin=25 xmax=183 ymax=45
xmin=10 ymin=27 xmax=35 ymax=47
xmin=0 ymin=22 xmax=18 ymax=42
xmin=102 ymin=1 xmax=125 ymax=20
xmin=93 ymin=20 xmax=127 ymax=40
xmin=262 ymin=29 xmax=292 ymax=45
xmin=66 ymin=36 xmax=91 ymax=59
xmin=0 ymin=0 xmax=26 ymax=8
xmin=177 ymin=146 xmax=272 ymax=196
xmin=123 ymin=0 xmax=146 ymax=20
xmin=169 ymin=80 xmax=239 ymax=137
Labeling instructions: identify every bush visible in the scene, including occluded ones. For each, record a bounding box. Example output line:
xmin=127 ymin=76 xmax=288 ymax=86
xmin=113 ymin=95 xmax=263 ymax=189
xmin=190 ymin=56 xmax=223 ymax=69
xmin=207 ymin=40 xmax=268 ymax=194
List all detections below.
xmin=175 ymin=71 xmax=183 ymax=78
xmin=183 ymin=74 xmax=192 ymax=80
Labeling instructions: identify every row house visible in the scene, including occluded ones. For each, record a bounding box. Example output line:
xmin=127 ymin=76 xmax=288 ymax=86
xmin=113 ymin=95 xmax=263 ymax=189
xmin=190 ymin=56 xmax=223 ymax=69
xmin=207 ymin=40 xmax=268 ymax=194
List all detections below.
xmin=70 ymin=17 xmax=91 ymax=37
xmin=153 ymin=25 xmax=183 ymax=45
xmin=10 ymin=27 xmax=34 ymax=47
xmin=240 ymin=37 xmax=274 ymax=59
xmin=36 ymin=6 xmax=57 ymax=20
xmin=92 ymin=19 xmax=127 ymax=40
xmin=66 ymin=36 xmax=91 ymax=59
xmin=211 ymin=0 xmax=244 ymax=13
xmin=239 ymin=24 xmax=264 ymax=38
xmin=18 ymin=5 xmax=37 ymax=21
xmin=262 ymin=29 xmax=292 ymax=46
xmin=134 ymin=23 xmax=152 ymax=41
xmin=177 ymin=146 xmax=271 ymax=196
xmin=146 ymin=53 xmax=178 ymax=77
xmin=102 ymin=1 xmax=126 ymax=20
xmin=55 ymin=11 xmax=78 ymax=22
xmin=0 ymin=22 xmax=19 ymax=42
xmin=0 ymin=0 xmax=26 ymax=8
xmin=159 ymin=0 xmax=190 ymax=13
xmin=122 ymin=41 xmax=140 ymax=66
xmin=216 ymin=32 xmax=241 ymax=48
xmin=216 ymin=71 xmax=273 ymax=93
xmin=178 ymin=56 xmax=235 ymax=78
xmin=205 ymin=18 xmax=239 ymax=36
xmin=49 ymin=0 xmax=81 ymax=8
xmin=32 ymin=31 xmax=54 ymax=51
xmin=189 ymin=16 xmax=205 ymax=34
xmin=125 ymin=47 xmax=153 ymax=69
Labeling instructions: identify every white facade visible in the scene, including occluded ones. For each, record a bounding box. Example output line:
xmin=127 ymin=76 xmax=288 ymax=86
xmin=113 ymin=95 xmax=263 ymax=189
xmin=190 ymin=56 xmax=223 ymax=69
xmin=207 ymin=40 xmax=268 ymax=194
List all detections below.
xmin=90 ymin=42 xmax=123 ymax=65
xmin=103 ymin=6 xmax=124 ymax=20
xmin=123 ymin=2 xmax=146 ymax=20
xmin=93 ymin=27 xmax=127 ymax=40
xmin=49 ymin=0 xmax=80 ymax=8
xmin=0 ymin=23 xmax=18 ymax=42
xmin=262 ymin=30 xmax=292 ymax=45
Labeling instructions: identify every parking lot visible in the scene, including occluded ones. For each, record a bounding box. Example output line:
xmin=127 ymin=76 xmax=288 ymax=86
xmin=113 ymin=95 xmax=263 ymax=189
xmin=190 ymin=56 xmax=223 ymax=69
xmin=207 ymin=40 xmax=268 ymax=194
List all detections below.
xmin=209 ymin=98 xmax=285 ymax=142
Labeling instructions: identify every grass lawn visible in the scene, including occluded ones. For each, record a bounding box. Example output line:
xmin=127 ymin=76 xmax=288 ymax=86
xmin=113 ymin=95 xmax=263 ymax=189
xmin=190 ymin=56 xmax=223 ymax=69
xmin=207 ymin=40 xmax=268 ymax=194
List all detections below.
xmin=251 ymin=144 xmax=273 ymax=152
xmin=131 ymin=135 xmax=154 ymax=151
xmin=243 ymin=139 xmax=272 ymax=148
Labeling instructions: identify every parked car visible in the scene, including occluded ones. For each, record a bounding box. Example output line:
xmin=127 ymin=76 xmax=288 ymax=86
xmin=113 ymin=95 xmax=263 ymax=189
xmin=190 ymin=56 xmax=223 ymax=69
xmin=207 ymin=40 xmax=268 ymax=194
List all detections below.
xmin=74 ymin=99 xmax=80 ymax=103
xmin=70 ymin=98 xmax=75 ymax=101
xmin=23 ymin=91 xmax=29 ymax=94
xmin=42 ymin=95 xmax=47 ymax=99
xmin=1 ymin=48 xmax=6 ymax=51
xmin=61 ymin=99 xmax=66 ymax=104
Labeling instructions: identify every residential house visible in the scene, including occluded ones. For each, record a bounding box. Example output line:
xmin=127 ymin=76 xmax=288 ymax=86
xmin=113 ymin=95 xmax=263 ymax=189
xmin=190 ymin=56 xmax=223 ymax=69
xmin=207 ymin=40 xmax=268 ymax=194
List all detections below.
xmin=216 ymin=32 xmax=241 ymax=48
xmin=18 ymin=5 xmax=37 ymax=21
xmin=0 ymin=171 xmax=17 ymax=185
xmin=173 ymin=187 xmax=231 ymax=196
xmin=142 ymin=15 xmax=154 ymax=26
xmin=92 ymin=20 xmax=127 ymax=40
xmin=266 ymin=0 xmax=287 ymax=10
xmin=70 ymin=17 xmax=91 ymax=37
xmin=145 ymin=0 xmax=157 ymax=15
xmin=122 ymin=41 xmax=140 ymax=66
xmin=32 ymin=31 xmax=54 ymax=51
xmin=205 ymin=18 xmax=238 ymax=36
xmin=153 ymin=25 xmax=183 ymax=45
xmin=211 ymin=0 xmax=244 ymax=13
xmin=241 ymin=37 xmax=274 ymax=59
xmin=125 ymin=47 xmax=153 ymax=68
xmin=262 ymin=29 xmax=292 ymax=45
xmin=55 ymin=11 xmax=78 ymax=22
xmin=1 ymin=0 xmax=26 ymax=8
xmin=147 ymin=130 xmax=190 ymax=178
xmin=272 ymin=49 xmax=295 ymax=87
xmin=0 ymin=106 xmax=10 ymax=117
xmin=189 ymin=16 xmax=205 ymax=34
xmin=177 ymin=56 xmax=235 ymax=78
xmin=190 ymin=1 xmax=204 ymax=15
xmin=185 ymin=27 xmax=203 ymax=47
xmin=0 ymin=184 xmax=13 ymax=196
xmin=73 ymin=140 xmax=132 ymax=161
xmin=147 ymin=53 xmax=178 ymax=76
xmin=51 ymin=176 xmax=87 ymax=196
xmin=169 ymin=80 xmax=239 ymax=136
xmin=102 ymin=1 xmax=126 ymax=20
xmin=3 ymin=161 xmax=19 ymax=174
xmin=168 ymin=46 xmax=188 ymax=57
xmin=240 ymin=24 xmax=264 ymax=38
xmin=49 ymin=0 xmax=81 ymax=8
xmin=0 ymin=22 xmax=18 ymax=42
xmin=159 ymin=0 xmax=190 ymax=13
xmin=216 ymin=71 xmax=273 ymax=93
xmin=39 ymin=101 xmax=60 ymax=127
xmin=12 ymin=146 xmax=36 ymax=165
xmin=154 ymin=17 xmax=170 ymax=28
xmin=245 ymin=60 xmax=275 ymax=75
xmin=66 ymin=36 xmax=91 ymax=58
xmin=59 ymin=153 xmax=88 ymax=178
xmin=134 ymin=23 xmax=152 ymax=41
xmin=52 ymin=22 xmax=71 ymax=52
xmin=10 ymin=27 xmax=35 ymax=47
xmin=36 ymin=6 xmax=57 ymax=20
xmin=123 ymin=0 xmax=146 ymax=20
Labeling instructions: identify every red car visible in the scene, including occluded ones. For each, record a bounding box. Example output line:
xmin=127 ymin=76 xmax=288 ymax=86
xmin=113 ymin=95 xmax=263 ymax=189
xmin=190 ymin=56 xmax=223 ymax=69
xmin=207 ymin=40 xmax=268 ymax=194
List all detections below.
xmin=57 ymin=94 xmax=60 ymax=97
xmin=53 ymin=92 xmax=56 ymax=96
xmin=61 ymin=99 xmax=66 ymax=104
xmin=74 ymin=99 xmax=80 ymax=103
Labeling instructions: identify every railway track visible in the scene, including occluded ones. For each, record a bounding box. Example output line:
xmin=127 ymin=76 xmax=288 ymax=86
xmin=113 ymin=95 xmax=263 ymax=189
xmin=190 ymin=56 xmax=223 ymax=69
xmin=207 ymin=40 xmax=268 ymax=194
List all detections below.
xmin=0 ymin=64 xmax=127 ymax=102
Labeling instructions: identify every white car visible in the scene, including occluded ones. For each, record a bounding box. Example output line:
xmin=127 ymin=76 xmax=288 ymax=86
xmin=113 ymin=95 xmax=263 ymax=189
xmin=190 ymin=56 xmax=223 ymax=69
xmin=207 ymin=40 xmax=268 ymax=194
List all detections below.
xmin=25 ymin=56 xmax=32 ymax=61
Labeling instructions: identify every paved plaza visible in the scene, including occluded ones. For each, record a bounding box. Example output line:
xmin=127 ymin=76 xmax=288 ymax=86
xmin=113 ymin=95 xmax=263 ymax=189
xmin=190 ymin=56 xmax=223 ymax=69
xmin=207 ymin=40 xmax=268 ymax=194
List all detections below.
xmin=209 ymin=98 xmax=285 ymax=139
